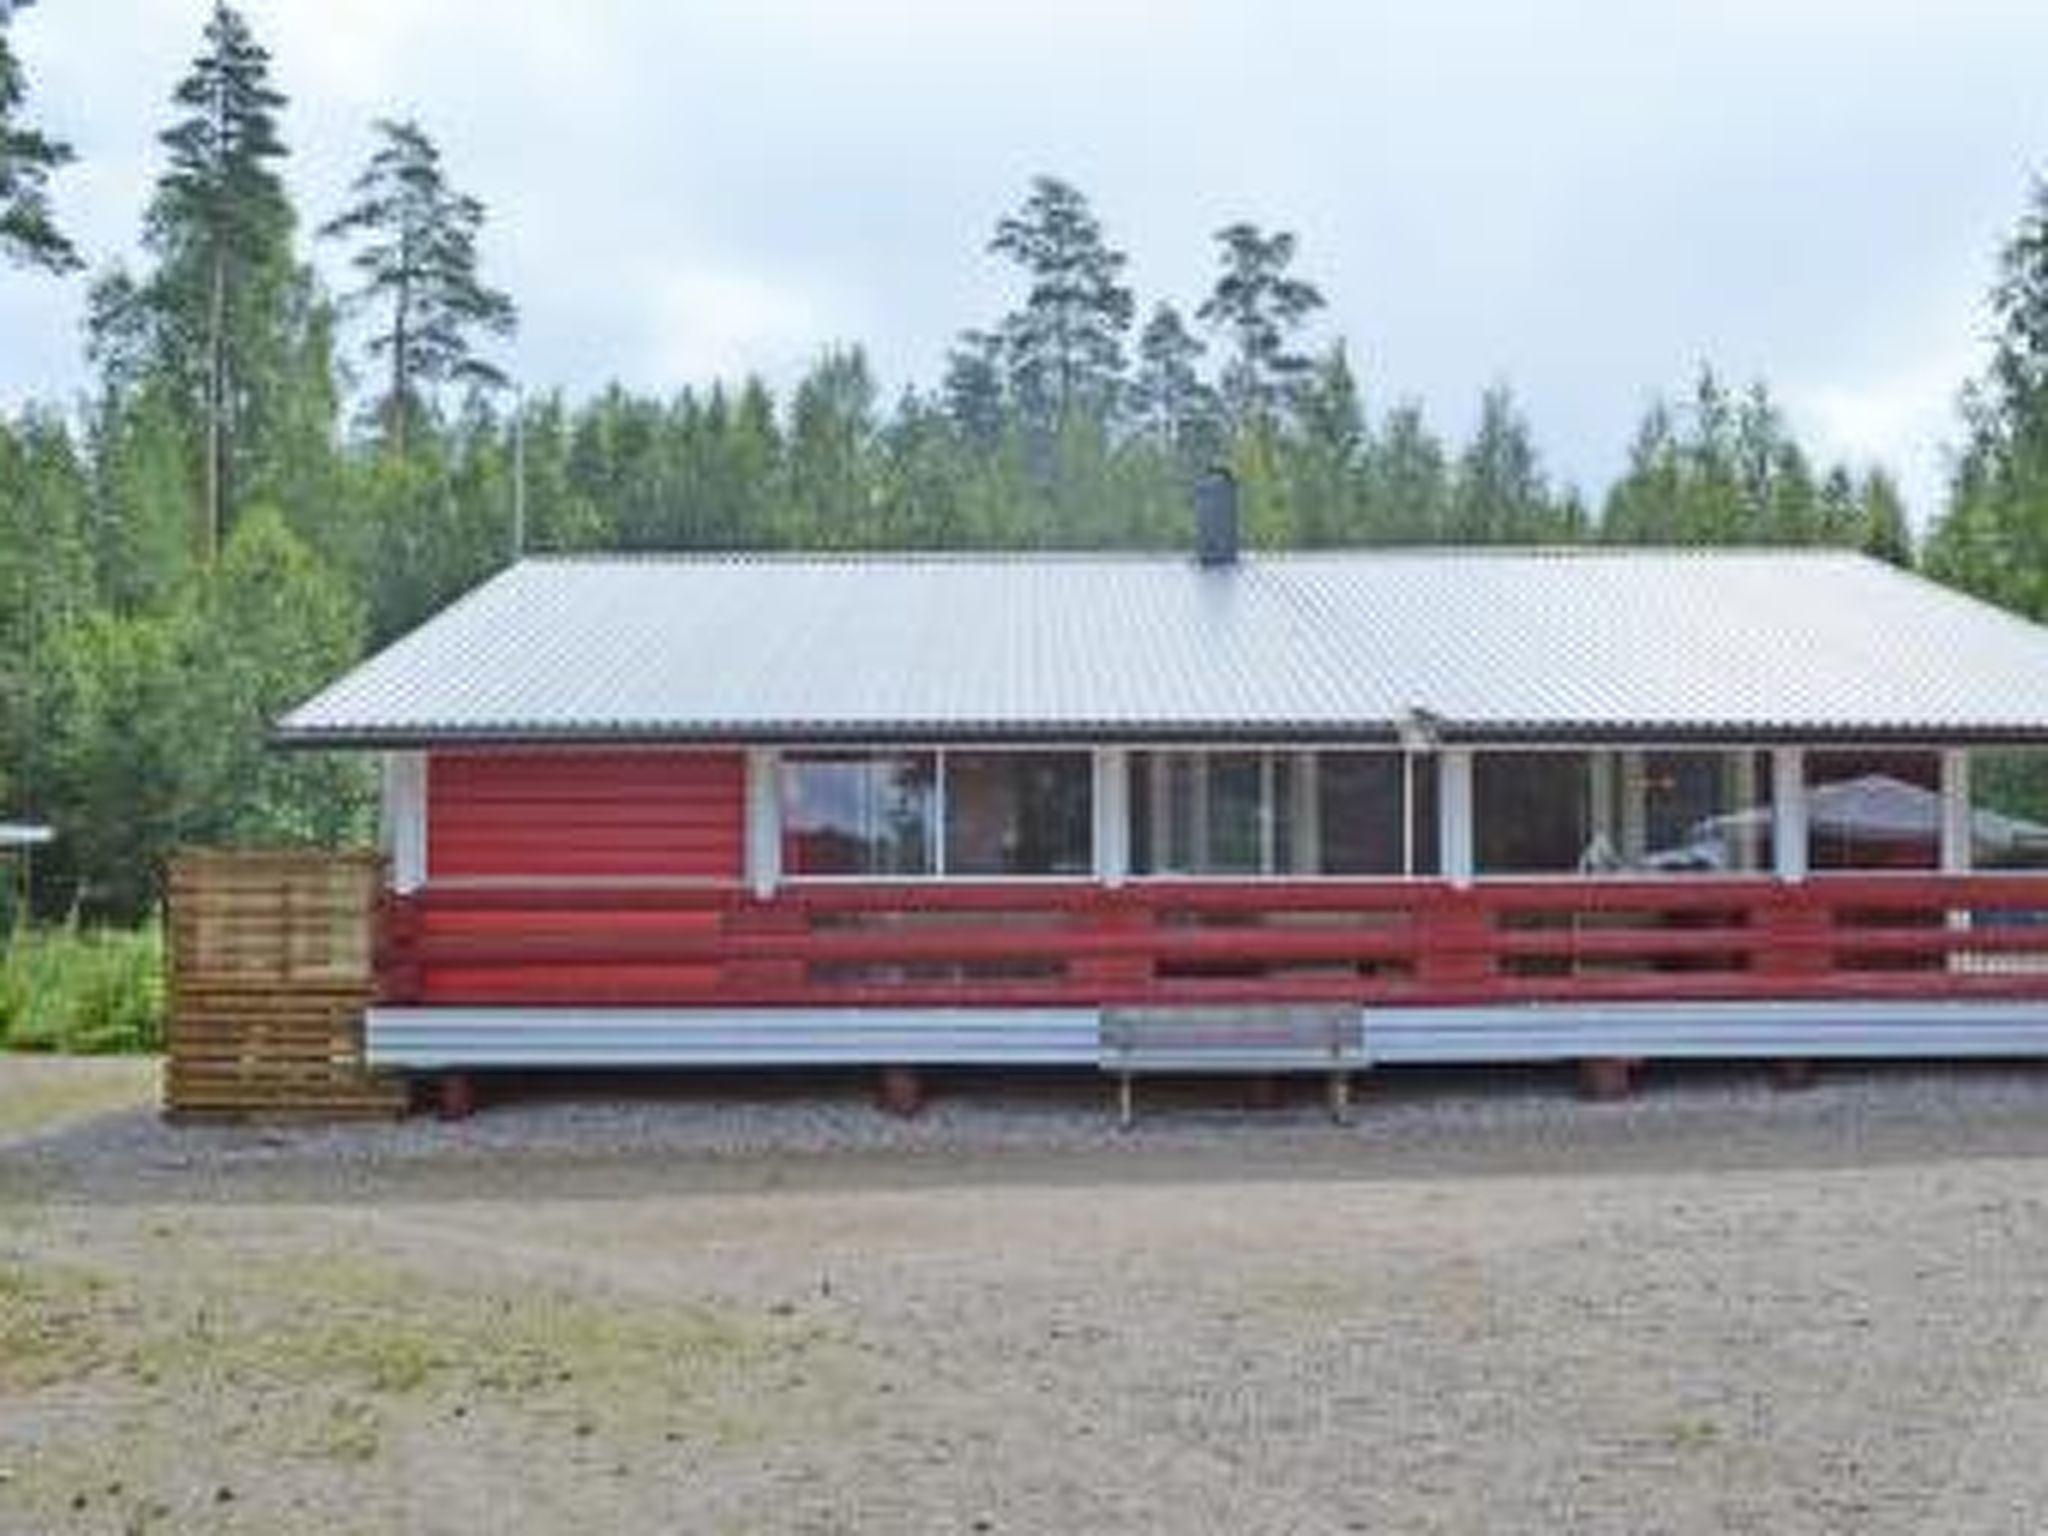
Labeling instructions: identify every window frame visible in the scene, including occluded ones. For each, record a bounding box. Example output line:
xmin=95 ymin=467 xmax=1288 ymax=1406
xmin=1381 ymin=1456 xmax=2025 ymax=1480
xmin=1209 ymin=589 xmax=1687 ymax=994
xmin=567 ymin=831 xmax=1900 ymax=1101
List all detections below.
xmin=765 ymin=740 xmax=1990 ymax=887
xmin=1125 ymin=746 xmax=1432 ymax=882
xmin=777 ymin=744 xmax=1099 ymax=883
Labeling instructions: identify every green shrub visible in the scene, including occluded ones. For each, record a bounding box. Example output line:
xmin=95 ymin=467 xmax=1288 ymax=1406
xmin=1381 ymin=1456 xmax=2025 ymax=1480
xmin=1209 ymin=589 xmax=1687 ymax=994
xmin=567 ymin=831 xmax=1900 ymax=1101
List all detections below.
xmin=0 ymin=924 xmax=164 ymax=1054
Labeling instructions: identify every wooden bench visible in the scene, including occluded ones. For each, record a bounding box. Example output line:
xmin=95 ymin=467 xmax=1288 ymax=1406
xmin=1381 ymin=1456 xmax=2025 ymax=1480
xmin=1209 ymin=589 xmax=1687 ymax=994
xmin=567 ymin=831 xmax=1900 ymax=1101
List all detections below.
xmin=1099 ymin=1006 xmax=1365 ymax=1128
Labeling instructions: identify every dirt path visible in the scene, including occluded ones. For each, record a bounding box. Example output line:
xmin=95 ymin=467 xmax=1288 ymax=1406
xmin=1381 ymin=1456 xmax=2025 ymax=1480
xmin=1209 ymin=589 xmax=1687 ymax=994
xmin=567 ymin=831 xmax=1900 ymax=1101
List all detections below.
xmin=7 ymin=1062 xmax=2048 ymax=1532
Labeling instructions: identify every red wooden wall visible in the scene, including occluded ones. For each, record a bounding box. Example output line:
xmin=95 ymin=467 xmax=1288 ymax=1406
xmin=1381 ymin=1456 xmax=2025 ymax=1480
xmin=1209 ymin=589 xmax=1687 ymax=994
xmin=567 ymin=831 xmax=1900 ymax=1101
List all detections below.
xmin=427 ymin=750 xmax=745 ymax=882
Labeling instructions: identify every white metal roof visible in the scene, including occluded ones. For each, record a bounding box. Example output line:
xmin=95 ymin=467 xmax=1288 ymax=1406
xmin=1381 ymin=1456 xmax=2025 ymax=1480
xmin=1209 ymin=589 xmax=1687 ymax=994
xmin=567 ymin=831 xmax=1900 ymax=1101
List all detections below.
xmin=275 ymin=548 xmax=2048 ymax=746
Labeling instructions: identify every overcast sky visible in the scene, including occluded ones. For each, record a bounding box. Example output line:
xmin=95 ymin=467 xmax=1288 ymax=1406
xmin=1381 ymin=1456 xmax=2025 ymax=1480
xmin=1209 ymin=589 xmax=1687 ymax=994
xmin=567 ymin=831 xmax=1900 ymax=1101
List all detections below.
xmin=6 ymin=1 xmax=2047 ymax=523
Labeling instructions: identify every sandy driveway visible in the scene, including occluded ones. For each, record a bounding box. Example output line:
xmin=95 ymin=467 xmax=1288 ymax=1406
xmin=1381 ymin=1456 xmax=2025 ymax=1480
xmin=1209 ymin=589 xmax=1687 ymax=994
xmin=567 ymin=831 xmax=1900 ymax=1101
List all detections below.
xmin=6 ymin=1060 xmax=2048 ymax=1533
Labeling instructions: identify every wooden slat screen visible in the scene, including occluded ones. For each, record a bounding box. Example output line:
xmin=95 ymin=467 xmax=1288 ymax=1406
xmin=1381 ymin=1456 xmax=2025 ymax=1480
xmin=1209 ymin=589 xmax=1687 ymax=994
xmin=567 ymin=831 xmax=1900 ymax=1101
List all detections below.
xmin=166 ymin=850 xmax=405 ymax=1119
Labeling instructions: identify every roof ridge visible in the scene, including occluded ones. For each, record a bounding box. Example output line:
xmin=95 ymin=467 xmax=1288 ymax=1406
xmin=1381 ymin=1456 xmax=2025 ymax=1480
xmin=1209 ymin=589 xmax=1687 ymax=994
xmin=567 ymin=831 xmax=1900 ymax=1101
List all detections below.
xmin=512 ymin=545 xmax=1870 ymax=566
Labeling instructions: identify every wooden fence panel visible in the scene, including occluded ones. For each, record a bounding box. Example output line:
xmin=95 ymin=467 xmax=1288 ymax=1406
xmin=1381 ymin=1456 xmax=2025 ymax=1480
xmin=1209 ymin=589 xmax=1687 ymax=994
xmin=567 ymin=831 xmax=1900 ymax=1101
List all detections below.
xmin=165 ymin=850 xmax=405 ymax=1119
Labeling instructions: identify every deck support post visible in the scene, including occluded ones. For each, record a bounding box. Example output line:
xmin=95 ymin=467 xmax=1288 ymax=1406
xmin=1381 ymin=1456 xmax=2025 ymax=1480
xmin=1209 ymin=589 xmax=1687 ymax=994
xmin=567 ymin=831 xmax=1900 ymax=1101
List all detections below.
xmin=1246 ymin=1073 xmax=1284 ymax=1110
xmin=876 ymin=1066 xmax=925 ymax=1117
xmin=436 ymin=1071 xmax=476 ymax=1121
xmin=1771 ymin=1058 xmax=1817 ymax=1092
xmin=1577 ymin=1057 xmax=1636 ymax=1101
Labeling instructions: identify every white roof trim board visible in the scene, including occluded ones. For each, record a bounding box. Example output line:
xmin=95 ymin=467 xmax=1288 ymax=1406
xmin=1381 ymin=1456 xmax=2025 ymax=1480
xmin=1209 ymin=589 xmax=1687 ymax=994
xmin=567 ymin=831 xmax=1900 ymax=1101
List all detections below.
xmin=275 ymin=549 xmax=2048 ymax=747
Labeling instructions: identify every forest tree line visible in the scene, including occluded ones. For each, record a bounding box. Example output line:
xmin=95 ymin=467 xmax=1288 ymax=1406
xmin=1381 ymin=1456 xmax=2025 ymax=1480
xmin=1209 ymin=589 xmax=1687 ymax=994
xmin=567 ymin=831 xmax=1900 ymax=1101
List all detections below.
xmin=0 ymin=1 xmax=2042 ymax=920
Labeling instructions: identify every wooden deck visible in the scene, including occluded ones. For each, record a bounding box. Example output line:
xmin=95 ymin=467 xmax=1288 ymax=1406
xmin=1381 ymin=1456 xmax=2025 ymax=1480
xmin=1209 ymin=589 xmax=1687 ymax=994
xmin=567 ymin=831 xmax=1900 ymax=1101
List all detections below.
xmin=378 ymin=874 xmax=2048 ymax=1011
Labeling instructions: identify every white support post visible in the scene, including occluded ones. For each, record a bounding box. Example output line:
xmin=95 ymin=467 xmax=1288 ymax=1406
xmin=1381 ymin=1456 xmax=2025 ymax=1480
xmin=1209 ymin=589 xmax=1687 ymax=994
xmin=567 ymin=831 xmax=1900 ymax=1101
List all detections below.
xmin=1772 ymin=747 xmax=1808 ymax=883
xmin=1618 ymin=749 xmax=1649 ymax=866
xmin=1095 ymin=747 xmax=1129 ymax=887
xmin=1941 ymin=748 xmax=1974 ymax=963
xmin=746 ymin=748 xmax=781 ymax=899
xmin=1588 ymin=750 xmax=1617 ymax=855
xmin=1291 ymin=751 xmax=1321 ymax=874
xmin=381 ymin=751 xmax=427 ymax=893
xmin=1940 ymin=749 xmax=1972 ymax=874
xmin=1439 ymin=748 xmax=1474 ymax=887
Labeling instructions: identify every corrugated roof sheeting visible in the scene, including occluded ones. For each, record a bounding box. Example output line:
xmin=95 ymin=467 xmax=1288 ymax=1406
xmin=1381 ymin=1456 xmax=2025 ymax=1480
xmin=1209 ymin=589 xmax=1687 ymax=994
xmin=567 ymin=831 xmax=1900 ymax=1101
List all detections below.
xmin=275 ymin=549 xmax=2048 ymax=744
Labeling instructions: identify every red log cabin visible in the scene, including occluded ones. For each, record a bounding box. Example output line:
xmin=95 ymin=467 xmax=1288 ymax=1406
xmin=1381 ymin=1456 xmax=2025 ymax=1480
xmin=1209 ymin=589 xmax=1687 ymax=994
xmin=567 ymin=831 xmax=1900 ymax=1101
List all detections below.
xmin=275 ymin=479 xmax=2048 ymax=1092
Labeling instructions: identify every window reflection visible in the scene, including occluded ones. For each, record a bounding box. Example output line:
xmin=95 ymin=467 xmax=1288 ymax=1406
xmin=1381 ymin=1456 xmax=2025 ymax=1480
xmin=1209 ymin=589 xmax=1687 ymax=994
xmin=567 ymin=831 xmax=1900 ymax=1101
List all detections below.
xmin=1474 ymin=750 xmax=1775 ymax=875
xmin=780 ymin=752 xmax=936 ymax=875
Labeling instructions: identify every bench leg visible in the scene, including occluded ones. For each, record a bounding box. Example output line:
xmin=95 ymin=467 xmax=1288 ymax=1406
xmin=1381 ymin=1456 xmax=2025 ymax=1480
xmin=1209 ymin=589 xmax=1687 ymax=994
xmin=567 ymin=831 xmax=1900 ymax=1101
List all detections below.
xmin=1328 ymin=1070 xmax=1353 ymax=1126
xmin=1118 ymin=1072 xmax=1134 ymax=1132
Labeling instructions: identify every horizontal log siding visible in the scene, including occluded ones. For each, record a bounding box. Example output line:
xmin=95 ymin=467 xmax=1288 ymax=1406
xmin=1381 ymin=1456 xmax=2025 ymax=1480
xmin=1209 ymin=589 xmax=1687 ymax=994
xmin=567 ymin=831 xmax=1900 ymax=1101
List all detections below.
xmin=428 ymin=750 xmax=745 ymax=882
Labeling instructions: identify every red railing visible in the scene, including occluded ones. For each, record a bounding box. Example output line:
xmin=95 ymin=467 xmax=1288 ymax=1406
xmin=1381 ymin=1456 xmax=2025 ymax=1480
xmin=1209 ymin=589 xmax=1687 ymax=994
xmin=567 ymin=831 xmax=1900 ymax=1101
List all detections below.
xmin=374 ymin=875 xmax=2048 ymax=1010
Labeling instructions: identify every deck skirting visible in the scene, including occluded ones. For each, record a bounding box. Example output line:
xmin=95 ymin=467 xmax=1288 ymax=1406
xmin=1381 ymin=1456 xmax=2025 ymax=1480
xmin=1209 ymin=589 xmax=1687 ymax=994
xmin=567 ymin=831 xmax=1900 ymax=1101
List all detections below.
xmin=367 ymin=1000 xmax=2048 ymax=1071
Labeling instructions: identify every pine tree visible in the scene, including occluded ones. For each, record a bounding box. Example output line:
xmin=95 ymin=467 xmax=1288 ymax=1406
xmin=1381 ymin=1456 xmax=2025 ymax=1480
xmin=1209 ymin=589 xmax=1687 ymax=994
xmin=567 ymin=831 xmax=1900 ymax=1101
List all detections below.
xmin=1128 ymin=302 xmax=1217 ymax=459
xmin=1857 ymin=469 xmax=1913 ymax=565
xmin=143 ymin=0 xmax=295 ymax=560
xmin=943 ymin=329 xmax=1006 ymax=451
xmin=1364 ymin=401 xmax=1449 ymax=542
xmin=1289 ymin=344 xmax=1367 ymax=544
xmin=1926 ymin=177 xmax=2048 ymax=615
xmin=322 ymin=118 xmax=516 ymax=457
xmin=1197 ymin=222 xmax=1325 ymax=431
xmin=986 ymin=177 xmax=1133 ymax=427
xmin=0 ymin=0 xmax=78 ymax=272
xmin=1600 ymin=401 xmax=1682 ymax=542
xmin=787 ymin=348 xmax=878 ymax=546
xmin=1448 ymin=385 xmax=1553 ymax=542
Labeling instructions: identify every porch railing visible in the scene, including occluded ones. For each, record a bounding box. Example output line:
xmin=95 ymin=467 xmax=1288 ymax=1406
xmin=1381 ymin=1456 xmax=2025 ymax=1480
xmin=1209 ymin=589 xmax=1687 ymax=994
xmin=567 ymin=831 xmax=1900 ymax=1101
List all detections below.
xmin=376 ymin=875 xmax=2048 ymax=1010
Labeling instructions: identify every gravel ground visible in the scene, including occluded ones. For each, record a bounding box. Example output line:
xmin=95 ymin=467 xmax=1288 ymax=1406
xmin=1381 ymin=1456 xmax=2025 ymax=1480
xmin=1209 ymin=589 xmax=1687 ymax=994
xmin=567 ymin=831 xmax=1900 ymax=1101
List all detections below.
xmin=7 ymin=1059 xmax=2048 ymax=1532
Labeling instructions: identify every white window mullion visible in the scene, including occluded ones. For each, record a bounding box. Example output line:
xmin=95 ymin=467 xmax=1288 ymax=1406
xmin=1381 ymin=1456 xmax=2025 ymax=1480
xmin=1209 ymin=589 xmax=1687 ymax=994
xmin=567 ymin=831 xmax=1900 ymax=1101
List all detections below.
xmin=1258 ymin=752 xmax=1276 ymax=875
xmin=933 ymin=748 xmax=948 ymax=877
xmin=1940 ymin=748 xmax=1972 ymax=874
xmin=382 ymin=750 xmax=427 ymax=893
xmin=1440 ymin=748 xmax=1474 ymax=886
xmin=1772 ymin=747 xmax=1808 ymax=882
xmin=1095 ymin=747 xmax=1129 ymax=886
xmin=745 ymin=747 xmax=780 ymax=898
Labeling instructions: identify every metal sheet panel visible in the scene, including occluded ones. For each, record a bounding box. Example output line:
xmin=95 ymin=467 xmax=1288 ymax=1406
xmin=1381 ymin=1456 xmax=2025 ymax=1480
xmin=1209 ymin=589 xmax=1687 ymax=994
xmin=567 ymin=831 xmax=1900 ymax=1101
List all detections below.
xmin=367 ymin=1006 xmax=1101 ymax=1068
xmin=278 ymin=550 xmax=2048 ymax=746
xmin=1365 ymin=1000 xmax=2048 ymax=1063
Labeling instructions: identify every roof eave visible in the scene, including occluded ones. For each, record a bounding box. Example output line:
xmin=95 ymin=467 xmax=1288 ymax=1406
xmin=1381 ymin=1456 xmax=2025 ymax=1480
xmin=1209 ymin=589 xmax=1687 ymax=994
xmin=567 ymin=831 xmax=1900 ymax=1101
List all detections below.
xmin=268 ymin=720 xmax=2048 ymax=751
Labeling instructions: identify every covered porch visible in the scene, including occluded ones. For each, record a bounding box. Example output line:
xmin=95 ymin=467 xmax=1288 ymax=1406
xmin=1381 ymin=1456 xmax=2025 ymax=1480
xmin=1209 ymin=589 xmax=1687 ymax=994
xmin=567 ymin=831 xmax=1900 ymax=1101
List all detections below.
xmin=368 ymin=740 xmax=2048 ymax=1095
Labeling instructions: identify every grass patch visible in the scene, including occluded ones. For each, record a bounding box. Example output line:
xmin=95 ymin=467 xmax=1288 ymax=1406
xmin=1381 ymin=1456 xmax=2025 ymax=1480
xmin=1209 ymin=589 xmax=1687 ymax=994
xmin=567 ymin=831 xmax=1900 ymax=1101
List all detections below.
xmin=0 ymin=1057 xmax=156 ymax=1142
xmin=101 ymin=1249 xmax=856 ymax=1453
xmin=0 ymin=923 xmax=164 ymax=1054
xmin=0 ymin=1259 xmax=115 ymax=1389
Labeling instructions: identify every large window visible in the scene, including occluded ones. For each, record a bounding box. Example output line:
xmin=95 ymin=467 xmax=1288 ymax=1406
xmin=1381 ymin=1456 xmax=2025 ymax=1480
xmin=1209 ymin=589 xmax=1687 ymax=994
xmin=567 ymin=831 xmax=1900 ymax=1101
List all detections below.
xmin=1128 ymin=749 xmax=1433 ymax=877
xmin=1473 ymin=750 xmax=1774 ymax=875
xmin=1805 ymin=750 xmax=1939 ymax=871
xmin=944 ymin=751 xmax=1094 ymax=875
xmin=780 ymin=752 xmax=936 ymax=876
xmin=779 ymin=750 xmax=1093 ymax=877
xmin=1971 ymin=749 xmax=2048 ymax=870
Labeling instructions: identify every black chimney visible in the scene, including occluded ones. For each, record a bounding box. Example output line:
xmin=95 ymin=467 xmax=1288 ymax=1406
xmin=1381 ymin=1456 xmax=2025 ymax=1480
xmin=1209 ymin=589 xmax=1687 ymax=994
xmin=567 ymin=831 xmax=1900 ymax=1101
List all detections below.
xmin=1194 ymin=467 xmax=1239 ymax=568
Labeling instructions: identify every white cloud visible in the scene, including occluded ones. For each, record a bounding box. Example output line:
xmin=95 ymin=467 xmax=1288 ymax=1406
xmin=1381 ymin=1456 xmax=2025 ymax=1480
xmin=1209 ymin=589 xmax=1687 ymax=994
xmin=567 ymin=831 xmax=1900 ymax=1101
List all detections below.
xmin=643 ymin=262 xmax=836 ymax=386
xmin=6 ymin=0 xmax=2048 ymax=519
